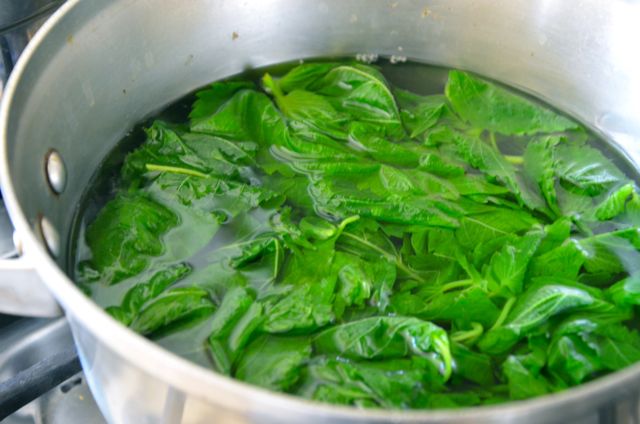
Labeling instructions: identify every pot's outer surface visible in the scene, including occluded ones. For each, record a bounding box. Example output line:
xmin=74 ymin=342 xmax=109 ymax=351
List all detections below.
xmin=2 ymin=0 xmax=640 ymax=423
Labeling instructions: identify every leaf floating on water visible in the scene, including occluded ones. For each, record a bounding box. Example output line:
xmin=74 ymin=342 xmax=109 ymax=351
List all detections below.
xmin=445 ymin=70 xmax=579 ymax=135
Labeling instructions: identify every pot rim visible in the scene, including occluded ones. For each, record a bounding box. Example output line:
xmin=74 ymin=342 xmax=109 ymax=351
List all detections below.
xmin=2 ymin=0 xmax=640 ymax=421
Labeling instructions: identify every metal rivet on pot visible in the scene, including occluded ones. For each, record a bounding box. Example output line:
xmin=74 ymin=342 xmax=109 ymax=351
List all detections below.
xmin=39 ymin=216 xmax=60 ymax=258
xmin=45 ymin=150 xmax=67 ymax=194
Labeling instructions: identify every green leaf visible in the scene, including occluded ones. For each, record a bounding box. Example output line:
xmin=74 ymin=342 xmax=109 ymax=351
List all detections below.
xmin=607 ymin=274 xmax=640 ymax=306
xmin=207 ymin=286 xmax=256 ymax=374
xmin=524 ymin=136 xmax=562 ymax=215
xmin=487 ymin=230 xmax=543 ymax=296
xmin=150 ymin=172 xmax=277 ymax=219
xmin=210 ymin=286 xmax=255 ymax=336
xmin=335 ymin=262 xmax=372 ymax=309
xmin=423 ymin=125 xmax=457 ymax=147
xmin=228 ymin=236 xmax=280 ymax=271
xmin=479 ymin=282 xmax=595 ymax=354
xmin=277 ymin=63 xmax=341 ymax=92
xmin=425 ymin=392 xmax=484 ymax=408
xmin=451 ymin=131 xmax=545 ymax=210
xmin=337 ymin=219 xmax=417 ymax=285
xmin=554 ymin=144 xmax=626 ymax=197
xmin=123 ymin=121 xmax=238 ymax=182
xmin=309 ymin=179 xmax=460 ymax=228
xmin=377 ymin=165 xmax=417 ymax=194
xmin=271 ymin=63 xmax=406 ymax=139
xmin=547 ymin=334 xmax=601 ymax=385
xmin=395 ymin=89 xmax=449 ymax=138
xmin=556 ymin=185 xmax=594 ymax=222
xmin=314 ymin=316 xmax=452 ymax=380
xmin=456 ymin=208 xmax=538 ymax=248
xmin=85 ymin=193 xmax=178 ymax=284
xmin=598 ymin=328 xmax=640 ymax=370
xmin=537 ymin=218 xmax=572 ymax=255
xmin=191 ymin=88 xmax=287 ymax=146
xmin=139 ymin=126 xmax=257 ymax=178
xmin=332 ymin=252 xmax=384 ymax=318
xmin=451 ymin=342 xmax=494 ymax=385
xmin=503 ymin=355 xmax=551 ymax=400
xmin=263 ymin=74 xmax=347 ymax=139
xmin=235 ymin=335 xmax=312 ymax=391
xmin=349 ymin=124 xmax=422 ymax=167
xmin=300 ymin=357 xmax=439 ymax=408
xmin=416 ymin=286 xmax=500 ymax=329
xmin=550 ymin=315 xmax=640 ymax=377
xmin=451 ymin=175 xmax=508 ymax=196
xmin=418 ymin=153 xmax=465 ymax=177
xmin=619 ymin=192 xmax=640 ymax=226
xmin=189 ymin=80 xmax=255 ymax=121
xmin=506 ymin=283 xmax=595 ymax=331
xmin=261 ymin=217 xmax=359 ymax=333
xmin=112 ymin=264 xmax=191 ymax=325
xmin=594 ymin=183 xmax=635 ymax=221
xmin=528 ymin=241 xmax=584 ymax=280
xmin=130 ymin=287 xmax=215 ymax=336
xmin=307 ymin=64 xmax=405 ymax=139
xmin=445 ymin=70 xmax=579 ymax=135
xmin=577 ymin=228 xmax=640 ymax=275
xmin=519 ymin=335 xmax=548 ymax=374
xmin=297 ymin=216 xmax=335 ymax=240
xmin=471 ymin=235 xmax=515 ymax=267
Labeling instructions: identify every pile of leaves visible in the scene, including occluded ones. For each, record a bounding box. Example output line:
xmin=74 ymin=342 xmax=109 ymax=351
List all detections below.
xmin=78 ymin=61 xmax=640 ymax=409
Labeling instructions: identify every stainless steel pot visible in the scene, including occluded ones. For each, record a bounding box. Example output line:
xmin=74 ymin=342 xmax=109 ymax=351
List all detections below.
xmin=2 ymin=1 xmax=640 ymax=423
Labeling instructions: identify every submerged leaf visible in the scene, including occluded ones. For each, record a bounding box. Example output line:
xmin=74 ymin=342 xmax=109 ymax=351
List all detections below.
xmin=235 ymin=335 xmax=312 ymax=390
xmin=131 ymin=287 xmax=215 ymax=336
xmin=314 ymin=316 xmax=452 ymax=380
xmin=555 ymin=144 xmax=626 ymax=197
xmin=479 ymin=282 xmax=596 ymax=354
xmin=85 ymin=193 xmax=178 ymax=284
xmin=445 ymin=70 xmax=579 ymax=135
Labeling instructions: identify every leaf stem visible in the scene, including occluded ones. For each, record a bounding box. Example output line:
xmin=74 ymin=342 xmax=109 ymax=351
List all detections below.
xmin=504 ymin=155 xmax=524 ymax=165
xmin=451 ymin=322 xmax=484 ymax=344
xmin=337 ymin=215 xmax=361 ymax=234
xmin=262 ymin=73 xmax=288 ymax=113
xmin=490 ymin=297 xmax=516 ymax=331
xmin=440 ymin=279 xmax=474 ymax=293
xmin=145 ymin=164 xmax=207 ymax=178
xmin=434 ymin=337 xmax=453 ymax=382
xmin=489 ymin=131 xmax=498 ymax=150
xmin=340 ymin=231 xmax=425 ymax=282
xmin=395 ymin=261 xmax=427 ymax=283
